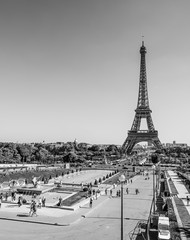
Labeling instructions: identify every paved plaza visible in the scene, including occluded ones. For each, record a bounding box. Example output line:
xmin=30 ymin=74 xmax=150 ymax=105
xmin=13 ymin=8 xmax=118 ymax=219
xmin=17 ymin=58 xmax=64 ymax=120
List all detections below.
xmin=51 ymin=169 xmax=113 ymax=185
xmin=0 ymin=171 xmax=153 ymax=240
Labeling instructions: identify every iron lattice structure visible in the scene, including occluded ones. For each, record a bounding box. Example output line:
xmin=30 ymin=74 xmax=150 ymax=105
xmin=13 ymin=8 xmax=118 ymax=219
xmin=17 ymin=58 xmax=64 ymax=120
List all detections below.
xmin=122 ymin=42 xmax=162 ymax=154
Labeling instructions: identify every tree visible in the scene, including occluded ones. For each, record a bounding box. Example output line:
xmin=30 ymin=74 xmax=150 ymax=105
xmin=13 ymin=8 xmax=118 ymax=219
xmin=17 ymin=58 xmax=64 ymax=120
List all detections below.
xmin=16 ymin=144 xmax=31 ymax=163
xmin=88 ymin=145 xmax=100 ymax=152
xmin=63 ymin=152 xmax=78 ymax=163
xmin=151 ymin=154 xmax=158 ymax=164
xmin=94 ymin=179 xmax=98 ymax=185
xmin=38 ymin=147 xmax=49 ymax=164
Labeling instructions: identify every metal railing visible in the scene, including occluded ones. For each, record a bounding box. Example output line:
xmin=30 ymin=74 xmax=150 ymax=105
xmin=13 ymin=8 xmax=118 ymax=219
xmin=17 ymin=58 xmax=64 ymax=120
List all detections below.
xmin=128 ymin=220 xmax=147 ymax=240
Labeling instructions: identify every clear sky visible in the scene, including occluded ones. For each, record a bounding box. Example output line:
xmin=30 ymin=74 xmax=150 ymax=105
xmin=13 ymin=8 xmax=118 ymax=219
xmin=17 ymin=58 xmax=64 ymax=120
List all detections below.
xmin=0 ymin=0 xmax=190 ymax=145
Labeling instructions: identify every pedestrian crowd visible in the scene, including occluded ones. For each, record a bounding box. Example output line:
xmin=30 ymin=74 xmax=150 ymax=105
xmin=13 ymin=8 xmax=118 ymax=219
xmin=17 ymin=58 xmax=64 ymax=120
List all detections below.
xmin=102 ymin=175 xmax=143 ymax=198
xmin=0 ymin=189 xmax=47 ymax=218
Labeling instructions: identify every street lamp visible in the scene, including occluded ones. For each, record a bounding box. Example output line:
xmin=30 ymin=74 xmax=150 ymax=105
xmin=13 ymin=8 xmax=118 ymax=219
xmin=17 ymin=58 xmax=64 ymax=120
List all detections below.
xmin=152 ymin=165 xmax=156 ymax=214
xmin=119 ymin=174 xmax=126 ymax=240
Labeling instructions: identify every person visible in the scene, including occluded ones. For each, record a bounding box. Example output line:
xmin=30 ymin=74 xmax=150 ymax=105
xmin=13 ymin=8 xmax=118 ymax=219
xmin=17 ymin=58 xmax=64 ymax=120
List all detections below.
xmin=0 ymin=194 xmax=2 ymax=208
xmin=0 ymin=193 xmax=3 ymax=201
xmin=5 ymin=192 xmax=8 ymax=201
xmin=13 ymin=192 xmax=16 ymax=201
xmin=187 ymin=196 xmax=190 ymax=206
xmin=118 ymin=190 xmax=121 ymax=197
xmin=126 ymin=188 xmax=129 ymax=194
xmin=88 ymin=189 xmax=92 ymax=197
xmin=31 ymin=201 xmax=37 ymax=217
xmin=135 ymin=189 xmax=139 ymax=195
xmin=58 ymin=196 xmax=62 ymax=206
xmin=95 ymin=191 xmax=98 ymax=200
xmin=110 ymin=189 xmax=112 ymax=197
xmin=38 ymin=197 xmax=42 ymax=208
xmin=11 ymin=192 xmax=15 ymax=201
xmin=29 ymin=200 xmax=34 ymax=216
xmin=18 ymin=196 xmax=23 ymax=207
xmin=105 ymin=189 xmax=107 ymax=195
xmin=89 ymin=197 xmax=93 ymax=208
xmin=42 ymin=196 xmax=46 ymax=207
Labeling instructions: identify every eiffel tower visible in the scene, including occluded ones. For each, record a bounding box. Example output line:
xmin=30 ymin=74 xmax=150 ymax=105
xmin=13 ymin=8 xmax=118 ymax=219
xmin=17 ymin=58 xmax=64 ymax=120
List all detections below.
xmin=122 ymin=42 xmax=162 ymax=154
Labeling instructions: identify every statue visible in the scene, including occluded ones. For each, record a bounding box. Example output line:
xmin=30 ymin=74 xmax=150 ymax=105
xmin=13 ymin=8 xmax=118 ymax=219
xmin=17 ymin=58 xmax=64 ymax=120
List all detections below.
xmin=32 ymin=176 xmax=41 ymax=188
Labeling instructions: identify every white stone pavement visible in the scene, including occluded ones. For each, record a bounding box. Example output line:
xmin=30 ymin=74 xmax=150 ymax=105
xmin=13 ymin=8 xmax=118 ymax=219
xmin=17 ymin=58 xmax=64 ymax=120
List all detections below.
xmin=167 ymin=170 xmax=190 ymax=207
xmin=167 ymin=170 xmax=190 ymax=240
xmin=0 ymin=173 xmax=153 ymax=240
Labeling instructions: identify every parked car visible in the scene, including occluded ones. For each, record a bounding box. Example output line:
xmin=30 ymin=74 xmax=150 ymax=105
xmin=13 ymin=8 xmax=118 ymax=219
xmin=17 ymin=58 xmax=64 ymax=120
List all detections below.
xmin=158 ymin=216 xmax=171 ymax=240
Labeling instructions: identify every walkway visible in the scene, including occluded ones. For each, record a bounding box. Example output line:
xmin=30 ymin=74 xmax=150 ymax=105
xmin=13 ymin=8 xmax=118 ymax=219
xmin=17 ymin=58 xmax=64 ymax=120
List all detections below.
xmin=167 ymin=170 xmax=189 ymax=200
xmin=0 ymin=173 xmax=154 ymax=240
xmin=167 ymin=170 xmax=190 ymax=240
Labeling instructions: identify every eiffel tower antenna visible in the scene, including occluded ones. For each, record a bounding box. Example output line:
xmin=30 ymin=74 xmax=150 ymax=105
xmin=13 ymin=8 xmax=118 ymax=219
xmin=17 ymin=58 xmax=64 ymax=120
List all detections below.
xmin=122 ymin=42 xmax=162 ymax=154
xmin=142 ymin=35 xmax=144 ymax=45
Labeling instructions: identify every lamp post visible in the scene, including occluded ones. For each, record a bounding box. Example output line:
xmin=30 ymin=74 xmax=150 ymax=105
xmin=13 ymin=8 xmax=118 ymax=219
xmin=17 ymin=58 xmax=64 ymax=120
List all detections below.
xmin=152 ymin=165 xmax=155 ymax=214
xmin=157 ymin=164 xmax=161 ymax=197
xmin=119 ymin=174 xmax=126 ymax=240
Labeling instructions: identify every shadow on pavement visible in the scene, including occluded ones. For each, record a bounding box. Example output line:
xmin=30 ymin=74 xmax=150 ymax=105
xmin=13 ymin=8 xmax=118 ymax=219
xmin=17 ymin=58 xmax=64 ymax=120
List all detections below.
xmin=84 ymin=216 xmax=147 ymax=221
xmin=6 ymin=205 xmax=19 ymax=208
xmin=0 ymin=216 xmax=70 ymax=226
xmin=17 ymin=213 xmax=30 ymax=217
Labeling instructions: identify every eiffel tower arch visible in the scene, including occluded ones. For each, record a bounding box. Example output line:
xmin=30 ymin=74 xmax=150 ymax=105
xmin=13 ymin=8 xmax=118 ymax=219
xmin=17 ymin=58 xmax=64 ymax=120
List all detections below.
xmin=122 ymin=42 xmax=162 ymax=154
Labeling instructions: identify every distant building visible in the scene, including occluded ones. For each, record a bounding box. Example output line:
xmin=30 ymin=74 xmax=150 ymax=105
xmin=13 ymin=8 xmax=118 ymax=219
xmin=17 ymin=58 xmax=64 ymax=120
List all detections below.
xmin=165 ymin=141 xmax=188 ymax=148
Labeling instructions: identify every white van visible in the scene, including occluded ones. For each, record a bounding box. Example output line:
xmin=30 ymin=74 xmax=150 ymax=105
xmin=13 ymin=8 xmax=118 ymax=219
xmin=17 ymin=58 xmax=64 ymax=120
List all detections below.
xmin=158 ymin=216 xmax=171 ymax=240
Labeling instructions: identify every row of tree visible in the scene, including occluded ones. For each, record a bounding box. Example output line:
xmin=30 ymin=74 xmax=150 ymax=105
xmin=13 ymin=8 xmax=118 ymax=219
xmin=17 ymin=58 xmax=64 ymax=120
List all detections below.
xmin=152 ymin=146 xmax=190 ymax=164
xmin=0 ymin=142 xmax=121 ymax=164
xmin=1 ymin=141 xmax=190 ymax=165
